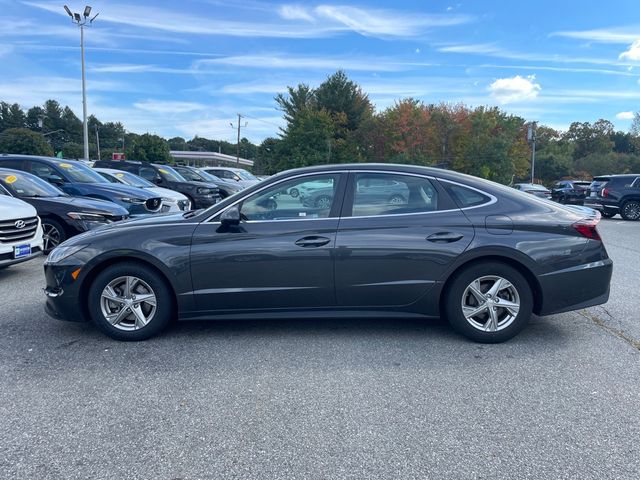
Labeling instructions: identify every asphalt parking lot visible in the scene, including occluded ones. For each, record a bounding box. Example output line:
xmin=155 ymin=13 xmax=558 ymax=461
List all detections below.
xmin=1 ymin=219 xmax=639 ymax=480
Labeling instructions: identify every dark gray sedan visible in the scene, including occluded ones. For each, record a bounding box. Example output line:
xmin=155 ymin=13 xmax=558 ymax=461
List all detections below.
xmin=43 ymin=164 xmax=612 ymax=343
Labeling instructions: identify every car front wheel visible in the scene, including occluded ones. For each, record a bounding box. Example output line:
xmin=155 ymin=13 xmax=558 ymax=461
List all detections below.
xmin=444 ymin=262 xmax=533 ymax=343
xmin=87 ymin=262 xmax=173 ymax=340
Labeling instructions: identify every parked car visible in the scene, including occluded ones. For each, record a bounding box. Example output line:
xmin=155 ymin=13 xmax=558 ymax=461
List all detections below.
xmin=0 ymin=155 xmax=164 ymax=217
xmin=94 ymin=168 xmax=191 ymax=213
xmin=200 ymin=166 xmax=260 ymax=189
xmin=584 ymin=174 xmax=640 ymax=220
xmin=170 ymin=165 xmax=242 ymax=198
xmin=94 ymin=160 xmax=221 ymax=209
xmin=513 ymin=183 xmax=552 ymax=199
xmin=43 ymin=164 xmax=612 ymax=343
xmin=0 ymin=191 xmax=43 ymax=268
xmin=0 ymin=168 xmax=129 ymax=253
xmin=551 ymin=180 xmax=590 ymax=204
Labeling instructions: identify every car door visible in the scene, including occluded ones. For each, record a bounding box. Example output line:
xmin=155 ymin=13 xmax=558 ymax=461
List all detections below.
xmin=334 ymin=171 xmax=475 ymax=307
xmin=189 ymin=172 xmax=347 ymax=312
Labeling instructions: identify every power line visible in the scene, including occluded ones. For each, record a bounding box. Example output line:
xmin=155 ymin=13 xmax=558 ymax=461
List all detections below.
xmin=229 ymin=114 xmax=248 ymax=165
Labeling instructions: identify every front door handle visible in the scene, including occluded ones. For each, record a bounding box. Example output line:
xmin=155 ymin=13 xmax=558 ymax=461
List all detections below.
xmin=426 ymin=232 xmax=464 ymax=243
xmin=295 ymin=236 xmax=331 ymax=248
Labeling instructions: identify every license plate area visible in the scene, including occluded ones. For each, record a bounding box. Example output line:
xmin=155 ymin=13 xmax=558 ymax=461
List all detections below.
xmin=14 ymin=244 xmax=31 ymax=258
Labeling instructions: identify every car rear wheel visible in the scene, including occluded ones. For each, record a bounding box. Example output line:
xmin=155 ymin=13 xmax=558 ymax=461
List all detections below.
xmin=289 ymin=187 xmax=299 ymax=198
xmin=42 ymin=218 xmax=66 ymax=254
xmin=620 ymin=200 xmax=640 ymax=221
xmin=444 ymin=262 xmax=533 ymax=343
xmin=388 ymin=194 xmax=406 ymax=205
xmin=87 ymin=263 xmax=173 ymax=341
xmin=314 ymin=195 xmax=332 ymax=209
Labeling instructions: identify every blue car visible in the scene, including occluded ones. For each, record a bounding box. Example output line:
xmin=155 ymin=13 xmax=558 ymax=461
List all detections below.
xmin=0 ymin=155 xmax=164 ymax=216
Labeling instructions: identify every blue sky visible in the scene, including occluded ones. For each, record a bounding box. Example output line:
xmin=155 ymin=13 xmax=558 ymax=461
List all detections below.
xmin=1 ymin=0 xmax=639 ymax=142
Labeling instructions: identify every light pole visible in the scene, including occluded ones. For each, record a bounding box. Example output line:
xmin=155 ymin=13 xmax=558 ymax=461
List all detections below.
xmin=527 ymin=122 xmax=537 ymax=183
xmin=63 ymin=5 xmax=99 ymax=160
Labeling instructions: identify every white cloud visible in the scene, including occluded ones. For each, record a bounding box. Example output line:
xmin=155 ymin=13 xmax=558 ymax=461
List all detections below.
xmin=551 ymin=28 xmax=639 ymax=44
xmin=488 ymin=75 xmax=541 ymax=104
xmin=0 ymin=44 xmax=13 ymax=57
xmin=133 ymin=100 xmax=207 ymax=114
xmin=619 ymin=39 xmax=640 ymax=61
xmin=616 ymin=111 xmax=635 ymax=120
xmin=278 ymin=5 xmax=314 ymax=22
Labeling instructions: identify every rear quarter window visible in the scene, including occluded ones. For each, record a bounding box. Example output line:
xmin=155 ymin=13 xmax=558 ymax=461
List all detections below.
xmin=444 ymin=183 xmax=492 ymax=208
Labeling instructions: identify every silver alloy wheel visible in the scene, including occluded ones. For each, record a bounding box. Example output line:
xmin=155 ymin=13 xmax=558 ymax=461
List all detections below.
xmin=99 ymin=276 xmax=157 ymax=331
xmin=623 ymin=201 xmax=640 ymax=220
xmin=461 ymin=275 xmax=520 ymax=332
xmin=389 ymin=195 xmax=405 ymax=205
xmin=42 ymin=223 xmax=62 ymax=252
xmin=315 ymin=196 xmax=331 ymax=209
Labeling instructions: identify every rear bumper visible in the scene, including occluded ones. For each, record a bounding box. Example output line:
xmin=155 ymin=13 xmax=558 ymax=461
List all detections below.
xmin=537 ymin=258 xmax=613 ymax=315
xmin=583 ymin=199 xmax=618 ymax=213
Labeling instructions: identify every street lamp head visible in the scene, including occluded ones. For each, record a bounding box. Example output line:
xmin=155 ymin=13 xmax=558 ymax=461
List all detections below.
xmin=63 ymin=5 xmax=73 ymax=17
xmin=73 ymin=12 xmax=81 ymax=22
xmin=83 ymin=5 xmax=91 ymax=17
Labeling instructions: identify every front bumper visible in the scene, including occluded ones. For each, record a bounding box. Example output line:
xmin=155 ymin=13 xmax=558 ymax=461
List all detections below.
xmin=583 ymin=199 xmax=618 ymax=213
xmin=0 ymin=247 xmax=42 ymax=268
xmin=43 ymin=261 xmax=87 ymax=322
xmin=537 ymin=258 xmax=613 ymax=315
xmin=193 ymin=194 xmax=222 ymax=209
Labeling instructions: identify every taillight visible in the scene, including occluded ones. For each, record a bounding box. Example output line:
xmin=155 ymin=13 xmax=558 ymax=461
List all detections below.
xmin=601 ymin=187 xmax=610 ymax=198
xmin=573 ymin=218 xmax=601 ymax=241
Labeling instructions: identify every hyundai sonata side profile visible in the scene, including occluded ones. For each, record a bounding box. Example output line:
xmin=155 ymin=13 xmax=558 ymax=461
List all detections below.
xmin=43 ymin=164 xmax=613 ymax=343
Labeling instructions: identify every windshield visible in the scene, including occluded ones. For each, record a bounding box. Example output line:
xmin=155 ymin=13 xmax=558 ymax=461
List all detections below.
xmin=155 ymin=165 xmax=185 ymax=182
xmin=107 ymin=170 xmax=154 ymax=188
xmin=55 ymin=161 xmax=107 ymax=184
xmin=0 ymin=171 xmax=64 ymax=197
xmin=175 ymin=167 xmax=207 ymax=182
xmin=236 ymin=170 xmax=258 ymax=181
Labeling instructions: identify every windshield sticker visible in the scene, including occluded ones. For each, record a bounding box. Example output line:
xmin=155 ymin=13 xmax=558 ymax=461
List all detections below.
xmin=116 ymin=173 xmax=125 ymax=178
xmin=158 ymin=168 xmax=169 ymax=174
xmin=59 ymin=163 xmax=73 ymax=169
xmin=4 ymin=175 xmax=18 ymax=184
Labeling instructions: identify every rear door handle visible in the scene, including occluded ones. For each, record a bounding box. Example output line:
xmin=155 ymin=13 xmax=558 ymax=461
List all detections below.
xmin=426 ymin=232 xmax=464 ymax=243
xmin=295 ymin=236 xmax=331 ymax=248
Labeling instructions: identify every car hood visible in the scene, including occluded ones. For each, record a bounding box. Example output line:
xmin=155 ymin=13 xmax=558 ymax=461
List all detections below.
xmin=78 ymin=182 xmax=158 ymax=199
xmin=144 ymin=186 xmax=189 ymax=201
xmin=39 ymin=195 xmax=129 ymax=215
xmin=167 ymin=180 xmax=219 ymax=190
xmin=0 ymin=196 xmax=37 ymax=218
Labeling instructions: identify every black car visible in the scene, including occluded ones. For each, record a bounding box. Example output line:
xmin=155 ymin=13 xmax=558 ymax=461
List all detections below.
xmin=0 ymin=168 xmax=128 ymax=252
xmin=584 ymin=174 xmax=640 ymax=220
xmin=43 ymin=164 xmax=612 ymax=343
xmin=551 ymin=180 xmax=591 ymax=205
xmin=0 ymin=155 xmax=163 ymax=217
xmin=513 ymin=183 xmax=552 ymax=199
xmin=93 ymin=160 xmax=221 ymax=209
xmin=171 ymin=165 xmax=243 ymax=198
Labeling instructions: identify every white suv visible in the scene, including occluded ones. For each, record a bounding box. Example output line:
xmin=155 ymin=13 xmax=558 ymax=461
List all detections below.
xmin=0 ymin=194 xmax=44 ymax=268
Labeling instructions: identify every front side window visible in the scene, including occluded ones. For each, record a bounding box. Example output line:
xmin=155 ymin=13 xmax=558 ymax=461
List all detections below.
xmin=238 ymin=174 xmax=341 ymax=221
xmin=53 ymin=161 xmax=105 ymax=183
xmin=351 ymin=173 xmax=438 ymax=217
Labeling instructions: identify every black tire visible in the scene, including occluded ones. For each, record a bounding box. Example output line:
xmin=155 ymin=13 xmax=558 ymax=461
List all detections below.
xmin=620 ymin=200 xmax=640 ymax=221
xmin=41 ymin=218 xmax=67 ymax=254
xmin=600 ymin=210 xmax=616 ymax=219
xmin=559 ymin=195 xmax=567 ymax=204
xmin=184 ymin=194 xmax=195 ymax=209
xmin=87 ymin=262 xmax=174 ymax=341
xmin=443 ymin=261 xmax=533 ymax=343
xmin=289 ymin=187 xmax=299 ymax=198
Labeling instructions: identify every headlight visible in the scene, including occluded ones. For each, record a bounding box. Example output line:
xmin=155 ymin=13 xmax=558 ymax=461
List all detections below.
xmin=67 ymin=212 xmax=110 ymax=222
xmin=197 ymin=187 xmax=212 ymax=195
xmin=118 ymin=197 xmax=145 ymax=204
xmin=45 ymin=245 xmax=87 ymax=264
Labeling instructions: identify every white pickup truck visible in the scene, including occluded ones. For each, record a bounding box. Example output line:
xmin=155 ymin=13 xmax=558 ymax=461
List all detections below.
xmin=0 ymin=194 xmax=44 ymax=268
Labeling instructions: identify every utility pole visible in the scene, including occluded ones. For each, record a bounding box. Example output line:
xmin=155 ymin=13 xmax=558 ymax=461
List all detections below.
xmin=94 ymin=124 xmax=100 ymax=160
xmin=63 ymin=5 xmax=98 ymax=160
xmin=527 ymin=122 xmax=537 ymax=183
xmin=230 ymin=114 xmax=247 ymax=165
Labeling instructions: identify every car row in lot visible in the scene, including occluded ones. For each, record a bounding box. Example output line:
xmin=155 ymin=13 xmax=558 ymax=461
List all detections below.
xmin=0 ymin=154 xmax=263 ymax=262
xmin=42 ymin=163 xmax=613 ymax=344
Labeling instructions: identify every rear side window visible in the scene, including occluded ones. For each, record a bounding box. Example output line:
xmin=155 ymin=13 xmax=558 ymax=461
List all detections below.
xmin=350 ymin=173 xmax=438 ymax=217
xmin=445 ymin=183 xmax=491 ymax=208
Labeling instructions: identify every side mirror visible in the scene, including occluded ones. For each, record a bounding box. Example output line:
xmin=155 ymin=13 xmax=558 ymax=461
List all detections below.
xmin=220 ymin=206 xmax=241 ymax=226
xmin=234 ymin=176 xmax=241 ymax=182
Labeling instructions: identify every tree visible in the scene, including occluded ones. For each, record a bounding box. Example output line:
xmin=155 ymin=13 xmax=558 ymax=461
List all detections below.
xmin=564 ymin=120 xmax=614 ymax=160
xmin=275 ymin=84 xmax=315 ymax=126
xmin=314 ymin=71 xmax=373 ymax=131
xmin=0 ymin=128 xmax=53 ymax=156
xmin=168 ymin=136 xmax=187 ymax=151
xmin=126 ymin=133 xmax=172 ymax=163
